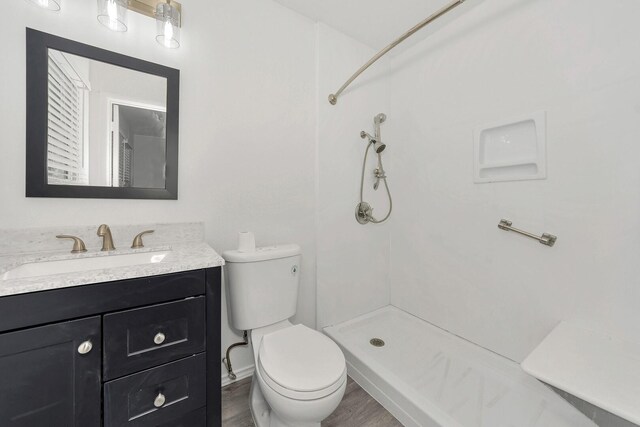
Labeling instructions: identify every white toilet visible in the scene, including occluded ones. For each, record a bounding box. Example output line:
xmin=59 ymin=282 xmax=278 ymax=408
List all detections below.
xmin=223 ymin=244 xmax=347 ymax=427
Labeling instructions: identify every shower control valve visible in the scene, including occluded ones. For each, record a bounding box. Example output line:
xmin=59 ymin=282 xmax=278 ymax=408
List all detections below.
xmin=373 ymin=168 xmax=386 ymax=191
xmin=355 ymin=202 xmax=373 ymax=225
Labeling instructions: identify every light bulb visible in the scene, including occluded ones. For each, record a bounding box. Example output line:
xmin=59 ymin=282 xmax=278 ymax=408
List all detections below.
xmin=164 ymin=20 xmax=173 ymax=48
xmin=156 ymin=2 xmax=180 ymax=49
xmin=97 ymin=0 xmax=127 ymax=32
xmin=107 ymin=0 xmax=117 ymax=29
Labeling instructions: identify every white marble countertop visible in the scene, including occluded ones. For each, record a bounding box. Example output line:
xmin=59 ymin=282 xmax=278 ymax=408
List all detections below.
xmin=0 ymin=242 xmax=225 ymax=297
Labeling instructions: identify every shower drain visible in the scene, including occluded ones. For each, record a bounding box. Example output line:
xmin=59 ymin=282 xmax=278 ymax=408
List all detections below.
xmin=369 ymin=338 xmax=385 ymax=347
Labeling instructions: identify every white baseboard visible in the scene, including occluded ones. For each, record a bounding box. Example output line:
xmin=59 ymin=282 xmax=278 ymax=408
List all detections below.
xmin=221 ymin=364 xmax=255 ymax=388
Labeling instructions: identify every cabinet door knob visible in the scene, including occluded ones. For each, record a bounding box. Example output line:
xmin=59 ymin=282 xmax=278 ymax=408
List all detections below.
xmin=154 ymin=392 xmax=166 ymax=408
xmin=154 ymin=332 xmax=166 ymax=345
xmin=77 ymin=340 xmax=93 ymax=355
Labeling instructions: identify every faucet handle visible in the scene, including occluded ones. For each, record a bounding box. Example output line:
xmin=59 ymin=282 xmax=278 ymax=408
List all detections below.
xmin=56 ymin=235 xmax=88 ymax=254
xmin=131 ymin=230 xmax=155 ymax=249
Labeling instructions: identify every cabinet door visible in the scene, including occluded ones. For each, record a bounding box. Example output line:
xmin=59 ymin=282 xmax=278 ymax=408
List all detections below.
xmin=0 ymin=317 xmax=101 ymax=427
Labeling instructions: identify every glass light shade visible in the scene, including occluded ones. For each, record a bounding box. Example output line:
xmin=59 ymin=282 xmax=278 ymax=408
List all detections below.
xmin=26 ymin=0 xmax=61 ymax=11
xmin=97 ymin=0 xmax=128 ymax=32
xmin=156 ymin=3 xmax=180 ymax=49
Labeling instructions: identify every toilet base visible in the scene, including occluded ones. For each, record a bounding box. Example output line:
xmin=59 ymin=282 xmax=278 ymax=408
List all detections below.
xmin=249 ymin=372 xmax=325 ymax=427
xmin=249 ymin=375 xmax=272 ymax=427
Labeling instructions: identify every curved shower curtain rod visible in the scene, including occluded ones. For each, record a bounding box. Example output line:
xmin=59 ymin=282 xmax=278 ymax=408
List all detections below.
xmin=328 ymin=0 xmax=467 ymax=105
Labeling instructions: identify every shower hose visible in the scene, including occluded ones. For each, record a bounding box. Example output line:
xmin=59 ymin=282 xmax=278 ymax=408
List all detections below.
xmin=359 ymin=141 xmax=392 ymax=224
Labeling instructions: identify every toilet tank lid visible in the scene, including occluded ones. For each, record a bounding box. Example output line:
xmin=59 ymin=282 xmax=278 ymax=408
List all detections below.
xmin=222 ymin=244 xmax=301 ymax=263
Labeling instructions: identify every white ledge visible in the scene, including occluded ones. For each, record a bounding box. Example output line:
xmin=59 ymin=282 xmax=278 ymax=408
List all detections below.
xmin=522 ymin=321 xmax=640 ymax=426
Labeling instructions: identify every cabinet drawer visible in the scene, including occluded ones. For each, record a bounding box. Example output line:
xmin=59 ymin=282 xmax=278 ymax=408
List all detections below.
xmin=104 ymin=297 xmax=205 ymax=380
xmin=104 ymin=354 xmax=206 ymax=427
xmin=155 ymin=407 xmax=206 ymax=427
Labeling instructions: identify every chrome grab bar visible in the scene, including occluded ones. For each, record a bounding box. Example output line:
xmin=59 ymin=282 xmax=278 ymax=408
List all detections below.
xmin=498 ymin=219 xmax=557 ymax=247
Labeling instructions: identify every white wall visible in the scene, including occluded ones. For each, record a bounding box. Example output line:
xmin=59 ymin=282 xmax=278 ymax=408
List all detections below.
xmin=207 ymin=1 xmax=318 ymax=380
xmin=316 ymin=23 xmax=392 ymax=329
xmin=388 ymin=0 xmax=640 ymax=363
xmin=0 ymin=0 xmax=317 ymax=381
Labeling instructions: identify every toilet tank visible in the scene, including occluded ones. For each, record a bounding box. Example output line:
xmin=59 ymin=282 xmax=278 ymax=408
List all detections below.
xmin=222 ymin=244 xmax=301 ymax=331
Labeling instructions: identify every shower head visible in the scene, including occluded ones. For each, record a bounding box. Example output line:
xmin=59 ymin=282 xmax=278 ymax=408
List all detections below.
xmin=361 ymin=131 xmax=386 ymax=153
xmin=372 ymin=139 xmax=386 ymax=154
xmin=374 ymin=113 xmax=387 ymax=124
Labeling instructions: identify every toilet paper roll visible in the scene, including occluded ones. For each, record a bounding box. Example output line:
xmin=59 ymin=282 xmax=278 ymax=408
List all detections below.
xmin=237 ymin=231 xmax=256 ymax=252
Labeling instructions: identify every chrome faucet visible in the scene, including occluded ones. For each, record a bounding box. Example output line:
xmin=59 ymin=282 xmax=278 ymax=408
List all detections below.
xmin=97 ymin=224 xmax=116 ymax=251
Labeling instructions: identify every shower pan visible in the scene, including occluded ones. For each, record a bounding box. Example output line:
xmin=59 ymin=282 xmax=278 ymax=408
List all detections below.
xmin=355 ymin=113 xmax=393 ymax=225
xmin=325 ymin=307 xmax=598 ymax=427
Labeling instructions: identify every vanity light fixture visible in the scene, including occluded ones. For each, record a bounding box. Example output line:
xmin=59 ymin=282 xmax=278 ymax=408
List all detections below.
xmin=96 ymin=0 xmax=183 ymax=48
xmin=97 ymin=0 xmax=128 ymax=32
xmin=26 ymin=0 xmax=61 ymax=11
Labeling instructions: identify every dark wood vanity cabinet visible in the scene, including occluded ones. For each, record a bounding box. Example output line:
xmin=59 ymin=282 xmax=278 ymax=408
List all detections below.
xmin=0 ymin=267 xmax=221 ymax=427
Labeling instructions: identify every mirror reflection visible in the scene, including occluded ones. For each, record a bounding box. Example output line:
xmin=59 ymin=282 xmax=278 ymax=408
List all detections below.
xmin=46 ymin=49 xmax=167 ymax=188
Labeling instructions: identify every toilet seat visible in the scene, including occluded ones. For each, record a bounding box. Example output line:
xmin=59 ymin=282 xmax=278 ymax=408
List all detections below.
xmin=258 ymin=324 xmax=346 ymax=401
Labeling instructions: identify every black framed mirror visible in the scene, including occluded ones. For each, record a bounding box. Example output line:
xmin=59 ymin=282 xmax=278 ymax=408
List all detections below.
xmin=26 ymin=28 xmax=180 ymax=199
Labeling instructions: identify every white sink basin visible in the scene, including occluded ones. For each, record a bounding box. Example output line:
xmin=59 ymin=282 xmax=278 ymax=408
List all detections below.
xmin=1 ymin=251 xmax=170 ymax=281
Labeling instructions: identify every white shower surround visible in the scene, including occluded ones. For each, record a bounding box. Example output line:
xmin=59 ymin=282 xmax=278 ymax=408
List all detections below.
xmin=388 ymin=0 xmax=640 ymax=363
xmin=318 ymin=0 xmax=640 ymax=424
xmin=316 ymin=23 xmax=392 ymax=329
xmin=320 ymin=0 xmax=640 ymax=357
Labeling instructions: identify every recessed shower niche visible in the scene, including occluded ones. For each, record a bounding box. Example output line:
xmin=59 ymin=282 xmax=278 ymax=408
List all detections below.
xmin=473 ymin=111 xmax=546 ymax=183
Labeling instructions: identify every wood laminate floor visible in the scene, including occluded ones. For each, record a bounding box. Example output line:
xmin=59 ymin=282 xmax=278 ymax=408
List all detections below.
xmin=222 ymin=376 xmax=403 ymax=427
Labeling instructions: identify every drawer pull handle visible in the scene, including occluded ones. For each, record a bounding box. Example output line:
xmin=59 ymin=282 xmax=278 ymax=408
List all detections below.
xmin=154 ymin=392 xmax=166 ymax=408
xmin=77 ymin=340 xmax=93 ymax=355
xmin=154 ymin=333 xmax=166 ymax=345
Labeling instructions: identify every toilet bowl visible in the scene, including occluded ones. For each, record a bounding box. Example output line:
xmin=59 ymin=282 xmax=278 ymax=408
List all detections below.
xmin=250 ymin=322 xmax=346 ymax=427
xmin=222 ymin=244 xmax=347 ymax=427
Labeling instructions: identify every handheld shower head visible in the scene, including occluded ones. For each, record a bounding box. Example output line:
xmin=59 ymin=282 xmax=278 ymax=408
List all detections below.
xmin=373 ymin=140 xmax=386 ymax=153
xmin=361 ymin=130 xmax=386 ymax=153
xmin=373 ymin=113 xmax=387 ymax=153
